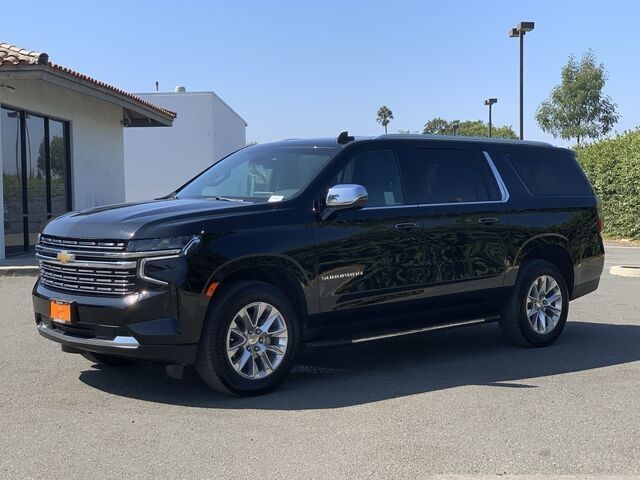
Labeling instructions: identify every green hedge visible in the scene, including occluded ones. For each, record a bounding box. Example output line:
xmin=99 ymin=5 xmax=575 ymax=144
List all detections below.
xmin=575 ymin=130 xmax=640 ymax=240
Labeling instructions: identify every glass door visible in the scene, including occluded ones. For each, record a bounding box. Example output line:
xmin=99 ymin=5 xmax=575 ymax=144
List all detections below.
xmin=1 ymin=108 xmax=25 ymax=256
xmin=25 ymin=113 xmax=48 ymax=248
xmin=2 ymin=107 xmax=71 ymax=257
xmin=48 ymin=119 xmax=70 ymax=218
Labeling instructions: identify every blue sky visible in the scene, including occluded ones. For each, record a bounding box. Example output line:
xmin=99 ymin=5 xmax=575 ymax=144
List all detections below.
xmin=4 ymin=0 xmax=638 ymax=145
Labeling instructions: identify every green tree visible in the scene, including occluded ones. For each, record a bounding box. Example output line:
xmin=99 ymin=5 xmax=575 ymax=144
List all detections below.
xmin=376 ymin=106 xmax=394 ymax=134
xmin=536 ymin=51 xmax=619 ymax=145
xmin=456 ymin=120 xmax=487 ymax=137
xmin=37 ymin=135 xmax=66 ymax=177
xmin=422 ymin=117 xmax=450 ymax=135
xmin=575 ymin=129 xmax=640 ymax=239
xmin=492 ymin=125 xmax=519 ymax=139
xmin=422 ymin=118 xmax=517 ymax=139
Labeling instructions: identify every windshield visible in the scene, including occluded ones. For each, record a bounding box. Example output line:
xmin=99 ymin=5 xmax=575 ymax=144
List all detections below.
xmin=176 ymin=144 xmax=339 ymax=203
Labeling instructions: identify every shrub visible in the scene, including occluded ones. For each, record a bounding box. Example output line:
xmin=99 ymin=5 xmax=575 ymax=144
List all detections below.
xmin=575 ymin=130 xmax=640 ymax=239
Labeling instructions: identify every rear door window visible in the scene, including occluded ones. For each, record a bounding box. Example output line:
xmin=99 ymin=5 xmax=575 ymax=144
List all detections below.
xmin=404 ymin=148 xmax=490 ymax=204
xmin=501 ymin=147 xmax=593 ymax=196
xmin=332 ymin=150 xmax=405 ymax=207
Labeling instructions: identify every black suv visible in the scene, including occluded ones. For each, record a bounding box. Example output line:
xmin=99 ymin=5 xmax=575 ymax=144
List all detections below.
xmin=33 ymin=133 xmax=605 ymax=396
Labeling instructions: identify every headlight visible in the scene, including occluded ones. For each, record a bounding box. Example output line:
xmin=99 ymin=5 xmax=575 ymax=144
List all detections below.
xmin=127 ymin=235 xmax=197 ymax=253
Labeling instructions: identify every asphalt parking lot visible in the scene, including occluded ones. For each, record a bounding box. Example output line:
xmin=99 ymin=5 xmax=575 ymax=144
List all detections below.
xmin=1 ymin=246 xmax=640 ymax=479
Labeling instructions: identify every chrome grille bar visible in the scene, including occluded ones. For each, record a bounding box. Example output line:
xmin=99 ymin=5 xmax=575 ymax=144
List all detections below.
xmin=35 ymin=244 xmax=182 ymax=259
xmin=39 ymin=235 xmax=127 ymax=251
xmin=37 ymin=235 xmax=138 ymax=296
xmin=36 ymin=253 xmax=137 ymax=270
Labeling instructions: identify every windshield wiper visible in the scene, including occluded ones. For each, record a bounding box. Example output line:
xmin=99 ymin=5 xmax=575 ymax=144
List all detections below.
xmin=212 ymin=196 xmax=247 ymax=203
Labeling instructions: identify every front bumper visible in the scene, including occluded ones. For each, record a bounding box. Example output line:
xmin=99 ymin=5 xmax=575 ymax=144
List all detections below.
xmin=36 ymin=320 xmax=196 ymax=363
xmin=32 ymin=281 xmax=199 ymax=364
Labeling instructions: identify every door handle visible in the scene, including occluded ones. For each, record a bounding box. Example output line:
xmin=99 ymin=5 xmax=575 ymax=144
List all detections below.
xmin=478 ymin=217 xmax=499 ymax=224
xmin=395 ymin=222 xmax=418 ymax=230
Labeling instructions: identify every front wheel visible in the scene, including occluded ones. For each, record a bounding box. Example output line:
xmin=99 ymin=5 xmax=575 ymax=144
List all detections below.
xmin=196 ymin=281 xmax=300 ymax=396
xmin=500 ymin=260 xmax=569 ymax=347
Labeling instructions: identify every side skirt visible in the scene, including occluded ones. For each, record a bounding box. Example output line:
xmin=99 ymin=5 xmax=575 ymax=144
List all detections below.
xmin=306 ymin=316 xmax=499 ymax=348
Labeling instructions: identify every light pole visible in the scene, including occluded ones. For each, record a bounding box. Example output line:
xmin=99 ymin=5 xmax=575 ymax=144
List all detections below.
xmin=484 ymin=98 xmax=498 ymax=137
xmin=508 ymin=21 xmax=535 ymax=140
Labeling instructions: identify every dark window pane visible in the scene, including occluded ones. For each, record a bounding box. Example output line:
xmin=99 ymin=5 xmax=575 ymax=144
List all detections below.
xmin=407 ymin=149 xmax=489 ymax=204
xmin=1 ymin=108 xmax=24 ymax=254
xmin=502 ymin=147 xmax=592 ymax=196
xmin=333 ymin=150 xmax=404 ymax=207
xmin=24 ymin=114 xmax=47 ymax=247
xmin=49 ymin=120 xmax=69 ymax=215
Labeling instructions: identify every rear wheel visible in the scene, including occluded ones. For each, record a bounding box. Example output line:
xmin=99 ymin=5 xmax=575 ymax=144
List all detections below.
xmin=81 ymin=352 xmax=136 ymax=366
xmin=196 ymin=281 xmax=300 ymax=396
xmin=500 ymin=260 xmax=569 ymax=347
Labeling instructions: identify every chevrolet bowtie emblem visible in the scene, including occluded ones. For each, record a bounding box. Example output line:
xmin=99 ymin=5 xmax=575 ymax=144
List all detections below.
xmin=57 ymin=251 xmax=75 ymax=263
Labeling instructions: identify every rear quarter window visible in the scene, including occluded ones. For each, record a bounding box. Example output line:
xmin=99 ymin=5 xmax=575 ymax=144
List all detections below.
xmin=501 ymin=147 xmax=593 ymax=196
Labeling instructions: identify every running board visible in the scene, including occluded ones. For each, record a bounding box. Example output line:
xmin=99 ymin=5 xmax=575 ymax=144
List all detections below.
xmin=306 ymin=317 xmax=495 ymax=348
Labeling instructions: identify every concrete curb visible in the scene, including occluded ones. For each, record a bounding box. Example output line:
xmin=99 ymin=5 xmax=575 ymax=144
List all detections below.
xmin=610 ymin=265 xmax=640 ymax=278
xmin=0 ymin=266 xmax=39 ymax=277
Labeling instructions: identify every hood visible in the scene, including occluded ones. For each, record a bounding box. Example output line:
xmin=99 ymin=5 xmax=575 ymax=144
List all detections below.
xmin=42 ymin=198 xmax=256 ymax=240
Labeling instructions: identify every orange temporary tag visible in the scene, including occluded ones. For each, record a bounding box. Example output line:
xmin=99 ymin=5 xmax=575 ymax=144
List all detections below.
xmin=50 ymin=301 xmax=72 ymax=323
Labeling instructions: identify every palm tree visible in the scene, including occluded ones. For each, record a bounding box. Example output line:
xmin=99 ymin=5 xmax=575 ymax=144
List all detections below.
xmin=376 ymin=106 xmax=394 ymax=134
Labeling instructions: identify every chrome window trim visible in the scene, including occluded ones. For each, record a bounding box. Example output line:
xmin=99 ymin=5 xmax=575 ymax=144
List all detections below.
xmin=361 ymin=150 xmax=509 ymax=210
xmin=362 ymin=204 xmax=412 ymax=210
xmin=482 ymin=151 xmax=510 ymax=202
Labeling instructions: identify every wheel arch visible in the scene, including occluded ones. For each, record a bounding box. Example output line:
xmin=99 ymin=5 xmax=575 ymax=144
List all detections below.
xmin=513 ymin=234 xmax=575 ymax=292
xmin=204 ymin=254 xmax=312 ymax=328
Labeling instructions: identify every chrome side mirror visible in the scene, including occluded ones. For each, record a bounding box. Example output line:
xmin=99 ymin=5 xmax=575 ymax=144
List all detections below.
xmin=323 ymin=184 xmax=368 ymax=220
xmin=326 ymin=184 xmax=368 ymax=209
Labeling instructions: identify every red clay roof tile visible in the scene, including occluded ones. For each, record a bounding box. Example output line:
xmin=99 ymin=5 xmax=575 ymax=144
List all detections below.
xmin=0 ymin=42 xmax=176 ymax=120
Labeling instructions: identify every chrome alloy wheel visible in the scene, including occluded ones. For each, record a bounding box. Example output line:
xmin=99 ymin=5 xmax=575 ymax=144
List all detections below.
xmin=525 ymin=275 xmax=563 ymax=334
xmin=225 ymin=302 xmax=289 ymax=380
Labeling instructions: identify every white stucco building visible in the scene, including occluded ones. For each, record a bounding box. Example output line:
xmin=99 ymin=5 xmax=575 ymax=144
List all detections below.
xmin=0 ymin=42 xmax=174 ymax=259
xmin=123 ymin=89 xmax=247 ymax=202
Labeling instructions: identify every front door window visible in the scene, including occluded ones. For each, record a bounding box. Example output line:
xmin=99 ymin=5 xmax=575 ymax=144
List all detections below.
xmin=331 ymin=150 xmax=405 ymax=207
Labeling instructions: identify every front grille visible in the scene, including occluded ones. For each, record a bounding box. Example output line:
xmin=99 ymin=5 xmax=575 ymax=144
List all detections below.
xmin=37 ymin=235 xmax=137 ymax=296
xmin=39 ymin=235 xmax=127 ymax=252
xmin=40 ymin=263 xmax=136 ymax=295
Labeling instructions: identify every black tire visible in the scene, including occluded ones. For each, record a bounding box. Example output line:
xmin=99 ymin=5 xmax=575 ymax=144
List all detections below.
xmin=196 ymin=281 xmax=301 ymax=396
xmin=81 ymin=351 xmax=136 ymax=366
xmin=499 ymin=259 xmax=570 ymax=347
